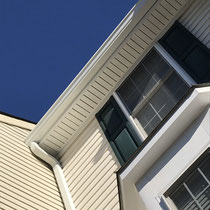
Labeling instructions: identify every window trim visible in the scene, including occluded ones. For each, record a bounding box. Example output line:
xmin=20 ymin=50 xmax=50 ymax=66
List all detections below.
xmin=113 ymin=92 xmax=144 ymax=142
xmin=154 ymin=43 xmax=197 ymax=86
xmin=163 ymin=148 xmax=210 ymax=209
xmin=115 ymin=44 xmax=196 ymax=140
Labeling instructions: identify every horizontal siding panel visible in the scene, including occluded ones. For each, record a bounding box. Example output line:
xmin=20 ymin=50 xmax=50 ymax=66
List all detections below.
xmin=0 ymin=202 xmax=17 ymax=210
xmin=0 ymin=149 xmax=56 ymax=184
xmin=0 ymin=168 xmax=59 ymax=200
xmin=65 ymin=136 xmax=104 ymax=182
xmin=0 ymin=174 xmax=63 ymax=208
xmin=1 ymin=183 xmax=63 ymax=210
xmin=63 ymin=130 xmax=102 ymax=175
xmin=0 ymin=123 xmax=29 ymax=138
xmin=0 ymin=139 xmax=53 ymax=174
xmin=0 ymin=156 xmax=58 ymax=191
xmin=91 ymin=182 xmax=119 ymax=210
xmin=0 ymin=191 xmax=37 ymax=210
xmin=62 ymin=119 xmax=120 ymax=210
xmin=104 ymin=194 xmax=120 ymax=210
xmin=0 ymin=127 xmax=26 ymax=142
xmin=75 ymin=172 xmax=117 ymax=209
xmin=112 ymin=203 xmax=121 ymax=210
xmin=0 ymin=122 xmax=64 ymax=210
xmin=69 ymin=150 xmax=115 ymax=194
xmin=179 ymin=0 xmax=210 ymax=48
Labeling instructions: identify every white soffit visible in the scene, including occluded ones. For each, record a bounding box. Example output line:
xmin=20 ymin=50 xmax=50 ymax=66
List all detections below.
xmin=25 ymin=0 xmax=192 ymax=156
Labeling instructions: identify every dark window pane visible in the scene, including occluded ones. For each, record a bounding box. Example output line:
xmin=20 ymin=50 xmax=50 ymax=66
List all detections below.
xmin=170 ymin=185 xmax=194 ymax=210
xmin=136 ymin=104 xmax=156 ymax=128
xmin=101 ymin=104 xmax=123 ymax=136
xmin=131 ymin=65 xmax=149 ymax=87
xmin=124 ymin=90 xmax=142 ymax=112
xmin=197 ymin=187 xmax=210 ymax=210
xmin=117 ymin=48 xmax=189 ymax=136
xmin=114 ymin=128 xmax=137 ymax=161
xmin=118 ymin=79 xmax=142 ymax=112
xmin=185 ymin=201 xmax=199 ymax=210
xmin=118 ymin=79 xmax=137 ymax=101
xmin=200 ymin=156 xmax=210 ymax=181
xmin=186 ymin=170 xmax=208 ymax=197
xmin=143 ymin=49 xmax=171 ymax=80
xmin=137 ymin=75 xmax=157 ymax=97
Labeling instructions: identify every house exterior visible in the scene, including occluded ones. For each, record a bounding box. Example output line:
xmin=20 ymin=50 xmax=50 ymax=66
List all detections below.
xmin=1 ymin=0 xmax=210 ymax=209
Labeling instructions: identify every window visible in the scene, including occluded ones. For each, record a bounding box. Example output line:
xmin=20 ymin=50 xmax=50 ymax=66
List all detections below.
xmin=96 ymin=22 xmax=210 ymax=164
xmin=160 ymin=21 xmax=210 ymax=84
xmin=117 ymin=48 xmax=189 ymax=137
xmin=165 ymin=150 xmax=210 ymax=210
xmin=96 ymin=97 xmax=141 ymax=165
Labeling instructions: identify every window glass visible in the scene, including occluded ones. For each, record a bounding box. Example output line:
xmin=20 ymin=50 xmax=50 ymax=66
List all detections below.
xmin=117 ymin=48 xmax=189 ymax=137
xmin=167 ymin=153 xmax=210 ymax=210
xmin=96 ymin=97 xmax=141 ymax=165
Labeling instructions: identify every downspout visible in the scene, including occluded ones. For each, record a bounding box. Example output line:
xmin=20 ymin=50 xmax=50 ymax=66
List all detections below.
xmin=30 ymin=142 xmax=75 ymax=210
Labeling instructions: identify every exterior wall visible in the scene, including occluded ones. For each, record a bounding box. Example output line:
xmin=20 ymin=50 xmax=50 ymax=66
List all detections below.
xmin=0 ymin=119 xmax=64 ymax=210
xmin=179 ymin=0 xmax=210 ymax=48
xmin=136 ymin=107 xmax=210 ymax=209
xmin=60 ymin=118 xmax=121 ymax=210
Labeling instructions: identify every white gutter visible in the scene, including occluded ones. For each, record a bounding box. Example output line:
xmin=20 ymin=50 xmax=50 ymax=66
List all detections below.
xmin=30 ymin=142 xmax=75 ymax=210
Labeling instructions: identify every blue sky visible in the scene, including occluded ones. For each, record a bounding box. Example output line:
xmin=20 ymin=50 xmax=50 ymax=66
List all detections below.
xmin=0 ymin=0 xmax=137 ymax=122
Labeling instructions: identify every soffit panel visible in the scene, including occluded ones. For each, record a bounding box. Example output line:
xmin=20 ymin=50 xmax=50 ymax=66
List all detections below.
xmin=38 ymin=0 xmax=191 ymax=156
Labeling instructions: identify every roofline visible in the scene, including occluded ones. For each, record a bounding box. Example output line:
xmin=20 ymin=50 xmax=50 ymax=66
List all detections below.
xmin=0 ymin=112 xmax=36 ymax=131
xmin=25 ymin=0 xmax=156 ymax=145
xmin=0 ymin=111 xmax=36 ymax=124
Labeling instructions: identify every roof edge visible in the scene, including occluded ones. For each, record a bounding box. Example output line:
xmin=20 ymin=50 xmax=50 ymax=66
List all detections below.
xmin=0 ymin=113 xmax=36 ymax=131
xmin=25 ymin=0 xmax=155 ymax=145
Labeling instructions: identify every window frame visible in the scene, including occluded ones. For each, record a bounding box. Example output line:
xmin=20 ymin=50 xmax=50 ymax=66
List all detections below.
xmin=115 ymin=43 xmax=196 ymax=140
xmin=163 ymin=148 xmax=210 ymax=210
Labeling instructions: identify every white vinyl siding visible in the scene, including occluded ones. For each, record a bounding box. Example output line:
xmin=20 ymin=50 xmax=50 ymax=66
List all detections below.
xmin=60 ymin=118 xmax=121 ymax=210
xmin=179 ymin=0 xmax=210 ymax=49
xmin=0 ymin=121 xmax=64 ymax=210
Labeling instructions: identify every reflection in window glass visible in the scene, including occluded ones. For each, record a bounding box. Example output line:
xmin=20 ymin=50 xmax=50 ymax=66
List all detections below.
xmin=117 ymin=48 xmax=189 ymax=136
xmin=167 ymin=154 xmax=210 ymax=210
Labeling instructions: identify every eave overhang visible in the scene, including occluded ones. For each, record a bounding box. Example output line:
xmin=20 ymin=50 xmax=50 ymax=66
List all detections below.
xmin=25 ymin=0 xmax=192 ymax=157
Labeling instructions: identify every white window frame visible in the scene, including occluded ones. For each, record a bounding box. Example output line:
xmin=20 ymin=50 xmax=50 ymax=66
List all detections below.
xmin=114 ymin=43 xmax=197 ymax=141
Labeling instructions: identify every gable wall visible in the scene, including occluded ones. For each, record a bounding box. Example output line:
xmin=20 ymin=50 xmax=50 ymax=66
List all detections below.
xmin=0 ymin=121 xmax=64 ymax=210
xmin=179 ymin=0 xmax=210 ymax=49
xmin=60 ymin=118 xmax=121 ymax=210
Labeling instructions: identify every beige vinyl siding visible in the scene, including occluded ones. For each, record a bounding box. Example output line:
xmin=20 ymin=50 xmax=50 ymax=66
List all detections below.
xmin=0 ymin=121 xmax=64 ymax=210
xmin=61 ymin=118 xmax=121 ymax=210
xmin=179 ymin=0 xmax=210 ymax=48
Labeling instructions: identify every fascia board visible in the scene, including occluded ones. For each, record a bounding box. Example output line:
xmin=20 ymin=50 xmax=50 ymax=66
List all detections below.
xmin=24 ymin=0 xmax=156 ymax=145
xmin=0 ymin=114 xmax=35 ymax=131
xmin=119 ymin=87 xmax=210 ymax=184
